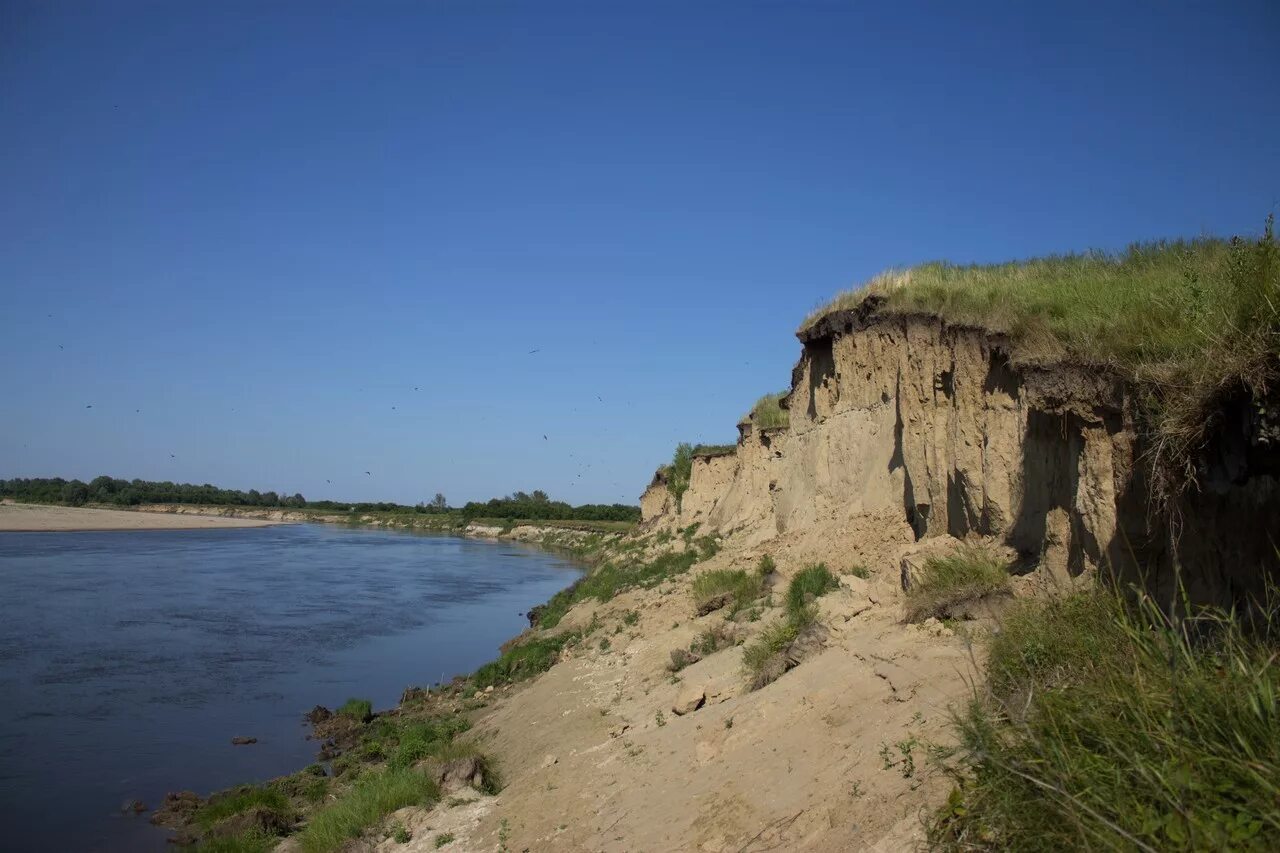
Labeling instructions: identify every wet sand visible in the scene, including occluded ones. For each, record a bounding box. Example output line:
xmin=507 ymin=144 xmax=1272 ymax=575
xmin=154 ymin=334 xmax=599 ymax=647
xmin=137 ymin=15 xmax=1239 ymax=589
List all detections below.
xmin=0 ymin=503 xmax=282 ymax=531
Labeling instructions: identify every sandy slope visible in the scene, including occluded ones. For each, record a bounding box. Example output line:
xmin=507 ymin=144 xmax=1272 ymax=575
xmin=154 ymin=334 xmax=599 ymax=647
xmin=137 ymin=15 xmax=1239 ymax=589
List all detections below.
xmin=0 ymin=502 xmax=281 ymax=531
xmin=362 ymin=521 xmax=982 ymax=853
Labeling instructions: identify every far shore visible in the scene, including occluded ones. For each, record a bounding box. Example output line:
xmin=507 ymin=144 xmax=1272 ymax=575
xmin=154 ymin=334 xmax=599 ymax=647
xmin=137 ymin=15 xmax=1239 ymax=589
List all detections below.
xmin=0 ymin=502 xmax=283 ymax=532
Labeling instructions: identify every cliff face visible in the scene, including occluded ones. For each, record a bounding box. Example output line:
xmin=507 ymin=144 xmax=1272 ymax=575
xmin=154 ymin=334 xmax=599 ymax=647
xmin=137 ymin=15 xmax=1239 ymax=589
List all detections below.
xmin=643 ymin=306 xmax=1280 ymax=608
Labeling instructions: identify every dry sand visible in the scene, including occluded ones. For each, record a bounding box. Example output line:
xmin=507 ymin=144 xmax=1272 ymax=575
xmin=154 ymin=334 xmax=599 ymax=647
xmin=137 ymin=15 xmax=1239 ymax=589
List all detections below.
xmin=0 ymin=502 xmax=282 ymax=532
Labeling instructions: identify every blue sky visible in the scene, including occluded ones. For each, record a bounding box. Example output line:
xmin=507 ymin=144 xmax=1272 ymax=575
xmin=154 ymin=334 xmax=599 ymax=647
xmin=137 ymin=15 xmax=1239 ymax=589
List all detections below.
xmin=2 ymin=1 xmax=1277 ymax=506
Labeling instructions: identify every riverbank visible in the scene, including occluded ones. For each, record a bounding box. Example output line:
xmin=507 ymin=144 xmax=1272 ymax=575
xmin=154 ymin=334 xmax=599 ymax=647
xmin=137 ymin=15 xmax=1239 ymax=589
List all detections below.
xmin=0 ymin=502 xmax=280 ymax=531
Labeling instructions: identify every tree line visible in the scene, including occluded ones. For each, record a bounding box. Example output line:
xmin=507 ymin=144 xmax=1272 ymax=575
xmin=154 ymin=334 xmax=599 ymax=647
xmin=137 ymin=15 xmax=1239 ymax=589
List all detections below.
xmin=0 ymin=478 xmax=638 ymax=521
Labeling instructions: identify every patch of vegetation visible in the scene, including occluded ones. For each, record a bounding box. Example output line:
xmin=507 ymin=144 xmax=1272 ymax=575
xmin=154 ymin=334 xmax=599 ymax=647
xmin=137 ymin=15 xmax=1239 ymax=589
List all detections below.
xmin=931 ymin=587 xmax=1280 ymax=852
xmin=295 ymin=768 xmax=440 ymax=853
xmin=389 ymin=821 xmax=411 ymax=843
xmin=785 ymin=564 xmax=839 ymax=619
xmin=691 ymin=569 xmax=763 ymax=615
xmin=666 ymin=443 xmax=694 ymax=510
xmin=743 ymin=566 xmax=841 ymax=689
xmin=622 ymin=609 xmax=640 ymax=626
xmin=434 ymin=832 xmax=455 ymax=847
xmin=193 ymin=786 xmax=292 ymax=832
xmin=903 ymin=545 xmax=1011 ymax=622
xmin=691 ymin=443 xmax=737 ymax=457
xmin=740 ymin=392 xmax=790 ymax=430
xmin=536 ymin=548 xmax=702 ymax=628
xmin=846 ymin=564 xmax=870 ymax=579
xmin=195 ymin=831 xmax=279 ymax=853
xmin=372 ymin=716 xmax=471 ymax=771
xmin=802 ymin=221 xmax=1280 ymax=501
xmin=757 ymin=554 xmax=776 ymax=577
xmin=337 ymin=698 xmax=374 ymax=723
xmin=471 ymin=632 xmax=580 ymax=688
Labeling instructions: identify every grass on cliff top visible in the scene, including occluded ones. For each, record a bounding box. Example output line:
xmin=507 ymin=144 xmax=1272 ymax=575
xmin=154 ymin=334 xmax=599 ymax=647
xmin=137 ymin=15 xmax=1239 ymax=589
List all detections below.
xmin=931 ymin=587 xmax=1280 ymax=852
xmin=801 ymin=220 xmax=1279 ymax=499
xmin=740 ymin=392 xmax=790 ymax=430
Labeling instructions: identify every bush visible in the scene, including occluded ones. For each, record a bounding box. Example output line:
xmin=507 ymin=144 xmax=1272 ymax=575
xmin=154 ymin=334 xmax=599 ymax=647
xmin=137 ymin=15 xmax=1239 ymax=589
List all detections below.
xmin=757 ymin=554 xmax=777 ymax=577
xmin=691 ymin=569 xmax=763 ymax=615
xmin=903 ymin=545 xmax=1010 ymax=622
xmin=932 ymin=588 xmax=1280 ymax=851
xmin=296 ymin=768 xmax=440 ymax=853
xmin=741 ymin=619 xmax=801 ymax=689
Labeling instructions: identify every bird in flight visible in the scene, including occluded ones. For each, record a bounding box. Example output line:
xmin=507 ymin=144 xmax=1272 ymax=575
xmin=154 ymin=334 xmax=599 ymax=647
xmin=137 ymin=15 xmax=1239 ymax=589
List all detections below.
xmin=85 ymin=404 xmax=93 ymax=409
xmin=326 ymin=479 xmax=331 ymax=484
xmin=58 ymin=345 xmax=64 ymax=350
xmin=543 ymin=435 xmax=548 ymax=441
xmin=528 ymin=349 xmax=540 ymax=354
xmin=169 ymin=454 xmax=176 ymax=458
xmin=364 ymin=471 xmax=371 ymax=476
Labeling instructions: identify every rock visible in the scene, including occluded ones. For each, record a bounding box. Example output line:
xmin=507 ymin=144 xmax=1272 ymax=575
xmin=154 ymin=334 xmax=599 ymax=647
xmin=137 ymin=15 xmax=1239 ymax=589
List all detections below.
xmin=695 ymin=592 xmax=734 ymax=616
xmin=525 ymin=604 xmax=545 ymax=627
xmin=230 ymin=736 xmax=257 ymax=745
xmin=434 ymin=755 xmax=490 ymax=791
xmin=609 ymin=723 xmax=630 ymax=738
xmin=121 ymin=799 xmax=147 ymax=815
xmin=484 ymin=685 xmax=495 ymax=694
xmin=150 ymin=791 xmax=200 ymax=829
xmin=672 ymin=683 xmax=706 ymax=716
xmin=540 ymin=754 xmax=558 ymax=768
xmin=304 ymin=705 xmax=332 ymax=725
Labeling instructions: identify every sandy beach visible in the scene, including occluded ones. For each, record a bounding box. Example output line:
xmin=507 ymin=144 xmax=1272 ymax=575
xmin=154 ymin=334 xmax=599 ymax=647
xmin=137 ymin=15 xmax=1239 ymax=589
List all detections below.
xmin=0 ymin=503 xmax=281 ymax=532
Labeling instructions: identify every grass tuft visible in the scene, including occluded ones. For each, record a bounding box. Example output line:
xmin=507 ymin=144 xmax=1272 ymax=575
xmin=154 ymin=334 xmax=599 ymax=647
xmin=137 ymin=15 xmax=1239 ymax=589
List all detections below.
xmin=741 ymin=392 xmax=790 ymax=430
xmin=743 ymin=565 xmax=840 ymax=688
xmin=786 ymin=564 xmax=839 ymax=620
xmin=337 ymin=698 xmax=373 ymax=723
xmin=692 ymin=569 xmax=764 ymax=615
xmin=903 ymin=545 xmax=1010 ymax=622
xmin=193 ymin=787 xmax=291 ymax=832
xmin=471 ymin=632 xmax=579 ymax=688
xmin=295 ymin=768 xmax=439 ymax=853
xmin=931 ymin=586 xmax=1280 ymax=852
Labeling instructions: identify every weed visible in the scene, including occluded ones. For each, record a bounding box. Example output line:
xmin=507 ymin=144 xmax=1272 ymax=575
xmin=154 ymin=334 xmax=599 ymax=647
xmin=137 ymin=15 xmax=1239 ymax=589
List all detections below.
xmin=337 ymin=698 xmax=373 ymax=723
xmin=623 ymin=610 xmax=640 ymax=626
xmin=433 ymin=832 xmax=454 ymax=848
xmin=655 ymin=710 xmax=666 ymax=727
xmin=786 ymin=564 xmax=839 ymax=620
xmin=691 ymin=569 xmax=763 ymax=615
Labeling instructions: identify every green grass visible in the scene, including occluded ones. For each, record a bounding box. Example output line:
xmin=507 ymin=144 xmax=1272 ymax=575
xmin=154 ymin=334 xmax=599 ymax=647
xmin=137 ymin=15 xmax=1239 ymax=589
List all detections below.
xmin=903 ymin=545 xmax=1011 ymax=622
xmin=374 ymin=717 xmax=471 ymax=771
xmin=785 ymin=564 xmax=839 ymax=620
xmin=757 ymin=554 xmax=777 ymax=577
xmin=195 ymin=831 xmax=279 ymax=853
xmin=691 ymin=443 xmax=737 ymax=457
xmin=295 ymin=768 xmax=440 ymax=853
xmin=847 ymin=564 xmax=871 ymax=579
xmin=801 ymin=222 xmax=1279 ymax=499
xmin=471 ymin=632 xmax=580 ymax=688
xmin=691 ymin=569 xmax=763 ymax=614
xmin=743 ymin=566 xmax=841 ymax=688
xmin=193 ymin=786 xmax=292 ymax=832
xmin=337 ymin=698 xmax=373 ymax=723
xmin=932 ymin=587 xmax=1280 ymax=852
xmin=435 ymin=832 xmax=455 ymax=847
xmin=741 ymin=392 xmax=790 ymax=430
xmin=535 ymin=548 xmax=702 ymax=629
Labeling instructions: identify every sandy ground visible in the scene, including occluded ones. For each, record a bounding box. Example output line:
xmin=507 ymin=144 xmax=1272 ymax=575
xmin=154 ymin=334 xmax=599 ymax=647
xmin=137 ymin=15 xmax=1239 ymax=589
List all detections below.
xmin=0 ymin=502 xmax=282 ymax=531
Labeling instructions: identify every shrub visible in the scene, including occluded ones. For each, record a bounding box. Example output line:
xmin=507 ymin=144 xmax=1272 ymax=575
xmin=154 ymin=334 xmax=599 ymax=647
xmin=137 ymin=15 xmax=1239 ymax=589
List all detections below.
xmin=296 ymin=768 xmax=440 ymax=853
xmin=337 ymin=698 xmax=373 ymax=723
xmin=931 ymin=588 xmax=1280 ymax=852
xmin=757 ymin=554 xmax=777 ymax=577
xmin=667 ymin=443 xmax=694 ymax=510
xmin=691 ymin=569 xmax=763 ymax=615
xmin=434 ymin=832 xmax=455 ymax=847
xmin=786 ymin=564 xmax=839 ymax=619
xmin=903 ymin=545 xmax=1011 ymax=622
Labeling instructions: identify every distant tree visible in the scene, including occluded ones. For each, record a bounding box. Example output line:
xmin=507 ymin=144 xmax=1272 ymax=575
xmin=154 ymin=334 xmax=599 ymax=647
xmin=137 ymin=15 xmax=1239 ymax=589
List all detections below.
xmin=61 ymin=482 xmax=89 ymax=506
xmin=531 ymin=489 xmax=549 ymax=503
xmin=431 ymin=492 xmax=448 ymax=511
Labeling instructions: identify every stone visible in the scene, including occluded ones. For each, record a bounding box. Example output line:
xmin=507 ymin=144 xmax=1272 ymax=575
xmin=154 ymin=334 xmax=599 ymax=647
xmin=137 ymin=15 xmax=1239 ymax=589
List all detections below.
xmin=672 ymin=683 xmax=706 ymax=716
xmin=230 ymin=736 xmax=257 ymax=746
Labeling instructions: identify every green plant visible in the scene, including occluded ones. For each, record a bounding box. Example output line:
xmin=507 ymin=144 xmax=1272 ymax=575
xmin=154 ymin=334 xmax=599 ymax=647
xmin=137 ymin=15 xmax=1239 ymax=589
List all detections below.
xmin=471 ymin=632 xmax=579 ymax=688
xmin=536 ymin=549 xmax=700 ymax=628
xmin=847 ymin=564 xmax=870 ymax=579
xmin=693 ymin=535 xmax=720 ymax=560
xmin=433 ymin=831 xmax=454 ymax=847
xmin=741 ymin=392 xmax=790 ymax=430
xmin=903 ymin=545 xmax=1011 ymax=622
xmin=296 ymin=768 xmax=440 ymax=853
xmin=337 ymin=698 xmax=373 ymax=723
xmin=757 ymin=554 xmax=777 ymax=577
xmin=930 ymin=587 xmax=1280 ymax=852
xmin=741 ymin=618 xmax=801 ymax=689
xmin=786 ymin=564 xmax=839 ymax=620
xmin=667 ymin=443 xmax=694 ymax=510
xmin=691 ymin=569 xmax=763 ymax=615
xmin=388 ymin=821 xmax=411 ymax=843
xmin=655 ymin=710 xmax=666 ymax=727
xmin=598 ymin=637 xmax=611 ymax=652
xmin=194 ymin=830 xmax=279 ymax=853
xmin=193 ymin=786 xmax=292 ymax=832
xmin=623 ymin=610 xmax=640 ymax=626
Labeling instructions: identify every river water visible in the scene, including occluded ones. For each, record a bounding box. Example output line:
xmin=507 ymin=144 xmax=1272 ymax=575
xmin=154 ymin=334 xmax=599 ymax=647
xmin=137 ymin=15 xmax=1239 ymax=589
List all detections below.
xmin=0 ymin=523 xmax=582 ymax=852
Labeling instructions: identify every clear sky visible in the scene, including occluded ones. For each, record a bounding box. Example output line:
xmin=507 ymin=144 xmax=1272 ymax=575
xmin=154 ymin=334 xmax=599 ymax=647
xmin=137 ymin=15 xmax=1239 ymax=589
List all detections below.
xmin=2 ymin=1 xmax=1277 ymax=506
